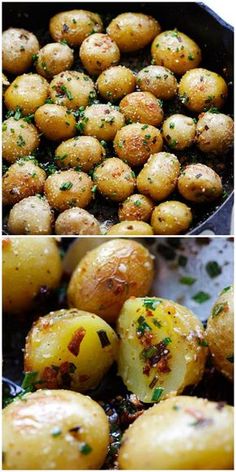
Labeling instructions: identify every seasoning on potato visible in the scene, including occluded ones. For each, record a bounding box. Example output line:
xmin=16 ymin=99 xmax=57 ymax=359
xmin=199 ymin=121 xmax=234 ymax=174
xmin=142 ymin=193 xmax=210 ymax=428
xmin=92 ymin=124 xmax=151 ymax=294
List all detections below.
xmin=79 ymin=103 xmax=125 ymax=141
xmin=55 ymin=136 xmax=105 ymax=172
xmin=196 ymin=111 xmax=234 ymax=155
xmin=35 ymin=42 xmax=74 ymax=79
xmin=2 ymin=117 xmax=40 ymax=164
xmin=49 ymin=9 xmax=103 ymax=46
xmin=49 ymin=71 xmax=96 ymax=110
xmin=119 ymin=91 xmax=164 ymax=127
xmin=8 ymin=196 xmax=53 ymax=235
xmin=4 ymin=73 xmax=49 ymax=115
xmin=34 ymin=104 xmax=76 ymax=141
xmin=55 ymin=208 xmax=101 ymax=235
xmin=97 ymin=65 xmax=136 ymax=102
xmin=2 ymin=28 xmax=39 ymax=75
xmin=118 ymin=194 xmax=154 ymax=222
xmin=162 ymin=114 xmax=196 ymax=150
xmin=93 ymin=157 xmax=135 ymax=202
xmin=137 ymin=65 xmax=177 ymax=100
xmin=3 ymin=160 xmax=46 ymax=206
xmin=79 ymin=33 xmax=120 ymax=76
xmin=178 ymin=163 xmax=223 ymax=203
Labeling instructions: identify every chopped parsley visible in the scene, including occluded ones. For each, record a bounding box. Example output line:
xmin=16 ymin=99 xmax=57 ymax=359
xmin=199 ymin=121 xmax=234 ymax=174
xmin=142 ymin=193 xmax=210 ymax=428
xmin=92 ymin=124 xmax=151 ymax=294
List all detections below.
xmin=162 ymin=337 xmax=172 ymax=346
xmin=136 ymin=316 xmax=152 ymax=336
xmin=212 ymin=302 xmax=228 ymax=318
xmin=206 ymin=261 xmax=222 ymax=278
xmin=197 ymin=339 xmax=208 ymax=347
xmin=97 ymin=330 xmax=111 ymax=348
xmin=169 ymin=122 xmax=175 ymax=129
xmin=17 ymin=135 xmax=26 ymax=147
xmin=192 ymin=291 xmax=211 ymax=303
xmin=178 ymin=255 xmax=188 ymax=267
xmin=79 ymin=443 xmax=92 ymax=455
xmin=151 ymin=387 xmax=164 ymax=402
xmin=60 ymin=85 xmax=73 ymax=100
xmin=143 ymin=298 xmax=162 ymax=310
xmin=179 ymin=276 xmax=196 ymax=286
xmin=220 ymin=286 xmax=231 ymax=295
xmin=60 ymin=181 xmax=73 ymax=191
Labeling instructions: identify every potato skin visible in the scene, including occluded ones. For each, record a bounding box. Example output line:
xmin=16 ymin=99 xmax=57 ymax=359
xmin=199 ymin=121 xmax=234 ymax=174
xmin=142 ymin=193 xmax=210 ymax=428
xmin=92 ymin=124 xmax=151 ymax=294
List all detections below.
xmin=151 ymin=30 xmax=201 ymax=75
xmin=151 ymin=201 xmax=192 ymax=235
xmin=2 ymin=72 xmax=10 ymax=89
xmin=34 ymin=104 xmax=76 ymax=141
xmin=114 ymin=123 xmax=163 ymax=167
xmin=3 ymin=160 xmax=46 ymax=206
xmin=81 ymin=104 xmax=125 ymax=141
xmin=8 ymin=196 xmax=53 ymax=235
xmin=119 ymin=194 xmax=154 ymax=222
xmin=137 ymin=65 xmax=177 ymax=100
xmin=55 ymin=208 xmax=101 ymax=235
xmin=107 ymin=221 xmax=154 ymax=235
xmin=80 ymin=33 xmax=120 ymax=76
xmin=3 ymin=389 xmax=109 ymax=470
xmin=206 ymin=286 xmax=234 ymax=381
xmin=107 ymin=13 xmax=161 ymax=52
xmin=162 ymin=114 xmax=196 ymax=150
xmin=137 ymin=152 xmax=180 ymax=201
xmin=49 ymin=9 xmax=103 ymax=46
xmin=67 ymin=239 xmax=155 ymax=323
xmin=97 ymin=66 xmax=136 ymax=102
xmin=178 ymin=163 xmax=223 ymax=203
xmin=55 ymin=136 xmax=105 ymax=171
xmin=120 ymin=91 xmax=164 ymax=127
xmin=2 ymin=28 xmax=39 ymax=74
xmin=2 ymin=118 xmax=40 ymax=164
xmin=118 ymin=396 xmax=233 ymax=470
xmin=35 ymin=42 xmax=74 ymax=79
xmin=93 ymin=157 xmax=135 ymax=202
xmin=49 ymin=71 xmax=96 ymax=110
xmin=2 ymin=237 xmax=62 ymax=315
xmin=117 ymin=297 xmax=207 ymax=403
xmin=196 ymin=112 xmax=234 ymax=155
xmin=4 ymin=74 xmax=49 ymax=115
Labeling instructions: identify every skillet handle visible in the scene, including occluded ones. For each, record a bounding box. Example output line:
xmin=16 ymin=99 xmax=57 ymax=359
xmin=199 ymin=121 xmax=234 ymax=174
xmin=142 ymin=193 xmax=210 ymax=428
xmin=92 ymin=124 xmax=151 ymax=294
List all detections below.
xmin=191 ymin=194 xmax=234 ymax=235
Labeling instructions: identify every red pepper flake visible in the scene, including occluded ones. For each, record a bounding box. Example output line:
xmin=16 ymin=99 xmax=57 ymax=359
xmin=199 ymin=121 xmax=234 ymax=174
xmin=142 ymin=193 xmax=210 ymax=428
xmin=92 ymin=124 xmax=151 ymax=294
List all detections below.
xmin=68 ymin=328 xmax=86 ymax=357
xmin=2 ymin=238 xmax=11 ymax=249
xmin=42 ymin=366 xmax=58 ymax=388
xmin=143 ymin=364 xmax=151 ymax=376
xmin=156 ymin=357 xmax=171 ymax=373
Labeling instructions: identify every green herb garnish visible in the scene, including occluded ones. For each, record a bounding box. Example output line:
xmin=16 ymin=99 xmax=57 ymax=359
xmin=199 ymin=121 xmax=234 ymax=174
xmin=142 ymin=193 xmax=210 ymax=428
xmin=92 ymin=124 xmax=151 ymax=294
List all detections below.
xmin=151 ymin=387 xmax=164 ymax=402
xmin=206 ymin=261 xmax=222 ymax=278
xmin=179 ymin=276 xmax=196 ymax=286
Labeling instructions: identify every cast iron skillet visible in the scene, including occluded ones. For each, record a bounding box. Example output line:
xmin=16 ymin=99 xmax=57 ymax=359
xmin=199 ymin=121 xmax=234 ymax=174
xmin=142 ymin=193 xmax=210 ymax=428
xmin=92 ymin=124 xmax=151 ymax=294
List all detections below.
xmin=2 ymin=2 xmax=234 ymax=234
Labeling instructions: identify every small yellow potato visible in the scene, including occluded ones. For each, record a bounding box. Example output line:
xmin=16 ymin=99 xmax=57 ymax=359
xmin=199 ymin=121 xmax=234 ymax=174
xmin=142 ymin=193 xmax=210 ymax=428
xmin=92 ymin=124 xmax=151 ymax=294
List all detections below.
xmin=137 ymin=152 xmax=181 ymax=201
xmin=2 ymin=117 xmax=40 ymax=164
xmin=151 ymin=29 xmax=202 ymax=75
xmin=162 ymin=114 xmax=196 ymax=150
xmin=35 ymin=42 xmax=74 ymax=79
xmin=3 ymin=389 xmax=109 ymax=470
xmin=196 ymin=112 xmax=234 ymax=155
xmin=55 ymin=136 xmax=105 ymax=171
xmin=114 ymin=123 xmax=163 ymax=167
xmin=151 ymin=201 xmax=192 ymax=235
xmin=206 ymin=286 xmax=234 ymax=381
xmin=2 ymin=28 xmax=39 ymax=74
xmin=107 ymin=13 xmax=161 ymax=52
xmin=178 ymin=163 xmax=223 ymax=203
xmin=2 ymin=72 xmax=10 ymax=89
xmin=118 ymin=396 xmax=233 ymax=470
xmin=80 ymin=33 xmax=120 ymax=76
xmin=63 ymin=238 xmax=109 ymax=276
xmin=49 ymin=9 xmax=103 ymax=46
xmin=8 ymin=196 xmax=53 ymax=235
xmin=117 ymin=297 xmax=207 ymax=403
xmin=179 ymin=68 xmax=228 ymax=113
xmin=49 ymin=71 xmax=96 ymax=109
xmin=107 ymin=221 xmax=153 ymax=235
xmin=80 ymin=103 xmax=125 ymax=141
xmin=44 ymin=169 xmax=93 ymax=211
xmin=55 ymin=208 xmax=101 ymax=235
xmin=93 ymin=157 xmax=135 ymax=202
xmin=119 ymin=194 xmax=154 ymax=222
xmin=68 ymin=239 xmax=155 ymax=324
xmin=3 ymin=160 xmax=46 ymax=206
xmin=97 ymin=66 xmax=136 ymax=102
xmin=4 ymin=74 xmax=49 ymax=115
xmin=137 ymin=65 xmax=177 ymax=100
xmin=120 ymin=91 xmax=164 ymax=126
xmin=34 ymin=104 xmax=76 ymax=141
xmin=2 ymin=237 xmax=62 ymax=315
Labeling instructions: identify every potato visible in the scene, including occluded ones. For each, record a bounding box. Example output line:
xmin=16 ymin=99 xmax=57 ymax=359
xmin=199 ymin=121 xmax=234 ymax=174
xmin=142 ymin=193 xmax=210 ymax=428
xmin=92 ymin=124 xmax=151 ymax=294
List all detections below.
xmin=118 ymin=396 xmax=233 ymax=470
xmin=107 ymin=221 xmax=153 ymax=235
xmin=162 ymin=114 xmax=196 ymax=150
xmin=107 ymin=13 xmax=161 ymax=52
xmin=117 ymin=297 xmax=207 ymax=403
xmin=119 ymin=194 xmax=154 ymax=222
xmin=151 ymin=201 xmax=192 ymax=235
xmin=196 ymin=112 xmax=234 ymax=155
xmin=2 ymin=72 xmax=10 ymax=89
xmin=2 ymin=28 xmax=39 ymax=75
xmin=35 ymin=43 xmax=74 ymax=79
xmin=67 ymin=239 xmax=155 ymax=323
xmin=55 ymin=136 xmax=105 ymax=171
xmin=49 ymin=71 xmax=96 ymax=110
xmin=97 ymin=66 xmax=136 ymax=102
xmin=179 ymin=68 xmax=228 ymax=113
xmin=35 ymin=104 xmax=76 ymax=141
xmin=49 ymin=9 xmax=103 ymax=46
xmin=80 ymin=33 xmax=120 ymax=76
xmin=8 ymin=196 xmax=53 ymax=235
xmin=44 ymin=169 xmax=93 ymax=211
xmin=93 ymin=157 xmax=135 ymax=202
xmin=137 ymin=152 xmax=180 ymax=201
xmin=206 ymin=286 xmax=234 ymax=381
xmin=137 ymin=65 xmax=177 ymax=100
xmin=80 ymin=103 xmax=125 ymax=141
xmin=120 ymin=91 xmax=164 ymax=127
xmin=3 ymin=389 xmax=109 ymax=470
xmin=63 ymin=238 xmax=109 ymax=276
xmin=2 ymin=117 xmax=40 ymax=164
xmin=3 ymin=160 xmax=46 ymax=206
xmin=55 ymin=208 xmax=101 ymax=235
xmin=4 ymin=74 xmax=49 ymax=115
xmin=2 ymin=237 xmax=62 ymax=315
xmin=151 ymin=29 xmax=201 ymax=75
xmin=178 ymin=163 xmax=223 ymax=203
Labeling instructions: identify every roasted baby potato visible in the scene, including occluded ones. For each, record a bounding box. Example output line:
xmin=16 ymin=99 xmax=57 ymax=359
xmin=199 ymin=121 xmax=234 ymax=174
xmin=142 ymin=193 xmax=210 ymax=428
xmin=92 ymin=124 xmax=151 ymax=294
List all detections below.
xmin=119 ymin=91 xmax=164 ymax=127
xmin=3 ymin=160 xmax=46 ymax=206
xmin=49 ymin=71 xmax=96 ymax=109
xmin=151 ymin=201 xmax=192 ymax=234
xmin=80 ymin=33 xmax=120 ymax=76
xmin=107 ymin=221 xmax=154 ymax=235
xmin=63 ymin=238 xmax=109 ymax=276
xmin=55 ymin=208 xmax=101 ymax=235
xmin=35 ymin=42 xmax=74 ymax=79
xmin=196 ymin=112 xmax=234 ymax=155
xmin=162 ymin=114 xmax=196 ymax=150
xmin=178 ymin=163 xmax=223 ymax=203
xmin=93 ymin=157 xmax=135 ymax=202
xmin=8 ymin=196 xmax=53 ymax=235
xmin=49 ymin=9 xmax=103 ymax=46
xmin=4 ymin=73 xmax=49 ymax=115
xmin=2 ymin=28 xmax=39 ymax=75
xmin=118 ymin=194 xmax=154 ymax=222
xmin=55 ymin=136 xmax=105 ymax=172
xmin=97 ymin=66 xmax=136 ymax=102
xmin=34 ymin=104 xmax=76 ymax=141
xmin=2 ymin=117 xmax=40 ymax=164
xmin=137 ymin=65 xmax=177 ymax=100
xmin=80 ymin=103 xmax=125 ymax=141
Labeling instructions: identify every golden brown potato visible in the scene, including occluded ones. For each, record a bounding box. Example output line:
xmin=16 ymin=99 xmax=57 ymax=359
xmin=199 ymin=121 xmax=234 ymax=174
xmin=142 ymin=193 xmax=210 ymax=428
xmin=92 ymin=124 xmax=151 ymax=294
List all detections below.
xmin=3 ymin=389 xmax=109 ymax=470
xmin=2 ymin=28 xmax=39 ymax=74
xmin=151 ymin=201 xmax=192 ymax=235
xmin=196 ymin=112 xmax=234 ymax=154
xmin=80 ymin=33 xmax=120 ymax=76
xmin=107 ymin=13 xmax=161 ymax=52
xmin=162 ymin=114 xmax=196 ymax=150
xmin=80 ymin=104 xmax=125 ymax=141
xmin=8 ymin=196 xmax=53 ymax=235
xmin=151 ymin=29 xmax=201 ymax=75
xmin=2 ymin=117 xmax=40 ymax=164
xmin=49 ymin=9 xmax=103 ymax=46
xmin=55 ymin=136 xmax=105 ymax=171
xmin=97 ymin=66 xmax=136 ymax=102
xmin=137 ymin=152 xmax=181 ymax=201
xmin=68 ymin=239 xmax=155 ymax=323
xmin=178 ymin=68 xmax=228 ymax=113
xmin=4 ymin=73 xmax=49 ymax=115
xmin=44 ymin=169 xmax=93 ymax=211
xmin=178 ymin=163 xmax=223 ymax=203
xmin=93 ymin=157 xmax=135 ymax=202
xmin=55 ymin=208 xmax=101 ymax=235
xmin=34 ymin=104 xmax=76 ymax=141
xmin=107 ymin=221 xmax=153 ymax=235
xmin=118 ymin=194 xmax=154 ymax=222
xmin=49 ymin=71 xmax=96 ymax=109
xmin=120 ymin=91 xmax=164 ymax=126
xmin=35 ymin=42 xmax=74 ymax=79
xmin=2 ymin=237 xmax=62 ymax=315
xmin=137 ymin=65 xmax=177 ymax=100
xmin=3 ymin=160 xmax=46 ymax=206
